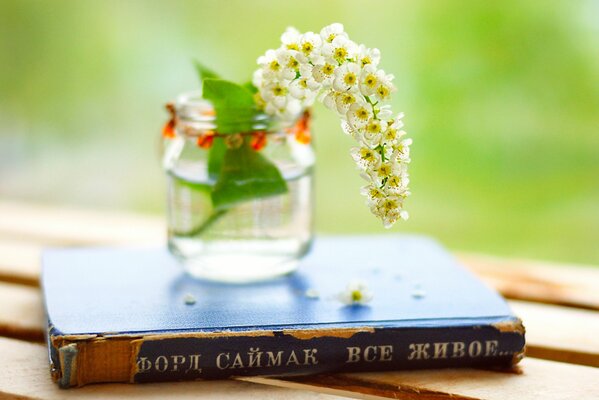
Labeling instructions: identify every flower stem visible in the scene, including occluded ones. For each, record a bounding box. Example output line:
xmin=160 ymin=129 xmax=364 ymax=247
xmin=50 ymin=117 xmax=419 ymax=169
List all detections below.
xmin=171 ymin=209 xmax=228 ymax=238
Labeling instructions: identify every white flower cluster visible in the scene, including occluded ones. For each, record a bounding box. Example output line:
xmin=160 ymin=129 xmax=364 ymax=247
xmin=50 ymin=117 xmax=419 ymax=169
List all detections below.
xmin=253 ymin=23 xmax=411 ymax=228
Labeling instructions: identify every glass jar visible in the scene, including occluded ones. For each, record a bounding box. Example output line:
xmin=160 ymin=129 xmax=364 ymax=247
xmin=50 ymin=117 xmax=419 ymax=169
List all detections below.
xmin=162 ymin=91 xmax=315 ymax=283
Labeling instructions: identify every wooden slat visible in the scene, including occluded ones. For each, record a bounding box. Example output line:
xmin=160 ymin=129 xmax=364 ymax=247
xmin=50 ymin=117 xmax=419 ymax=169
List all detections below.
xmin=509 ymin=300 xmax=599 ymax=367
xmin=0 ymin=337 xmax=346 ymax=399
xmin=459 ymin=253 xmax=599 ymax=311
xmin=0 ymin=282 xmax=44 ymax=342
xmin=0 ymin=240 xmax=42 ymax=286
xmin=1 ymin=281 xmax=597 ymax=368
xmin=0 ymin=201 xmax=164 ymax=246
xmin=247 ymin=357 xmax=599 ymax=400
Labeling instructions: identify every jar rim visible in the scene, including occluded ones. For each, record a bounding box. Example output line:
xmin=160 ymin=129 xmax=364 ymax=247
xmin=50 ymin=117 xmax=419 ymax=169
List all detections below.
xmin=174 ymin=90 xmax=300 ymax=131
xmin=167 ymin=90 xmax=309 ymax=137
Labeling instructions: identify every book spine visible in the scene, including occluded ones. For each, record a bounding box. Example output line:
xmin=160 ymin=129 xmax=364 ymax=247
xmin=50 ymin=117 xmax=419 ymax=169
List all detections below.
xmin=51 ymin=321 xmax=525 ymax=387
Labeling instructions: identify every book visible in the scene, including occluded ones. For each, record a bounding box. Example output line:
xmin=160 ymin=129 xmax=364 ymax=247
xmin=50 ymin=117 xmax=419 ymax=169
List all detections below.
xmin=41 ymin=235 xmax=525 ymax=388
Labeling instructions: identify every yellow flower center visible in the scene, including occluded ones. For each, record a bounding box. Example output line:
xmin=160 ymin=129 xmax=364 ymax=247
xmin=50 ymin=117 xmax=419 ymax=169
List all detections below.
xmin=383 ymin=199 xmax=397 ymax=211
xmin=388 ymin=175 xmax=400 ymax=188
xmin=355 ymin=107 xmax=369 ymax=120
xmin=359 ymin=148 xmax=375 ymax=162
xmin=361 ymin=57 xmax=371 ymax=67
xmin=385 ymin=128 xmax=397 ymax=141
xmin=369 ymin=188 xmax=383 ymax=198
xmin=269 ymin=60 xmax=280 ymax=71
xmin=377 ymin=163 xmax=391 ymax=177
xmin=351 ymin=290 xmax=363 ymax=302
xmin=377 ymin=85 xmax=390 ymax=99
xmin=341 ymin=93 xmax=355 ymax=105
xmin=327 ymin=33 xmax=336 ymax=43
xmin=364 ymin=74 xmax=377 ymax=88
xmin=299 ymin=79 xmax=308 ymax=89
xmin=287 ymin=43 xmax=299 ymax=51
xmin=323 ymin=63 xmax=335 ymax=75
xmin=366 ymin=120 xmax=382 ymax=133
xmin=272 ymin=84 xmax=287 ymax=96
xmin=343 ymin=72 xmax=356 ymax=85
xmin=302 ymin=42 xmax=314 ymax=55
xmin=334 ymin=47 xmax=348 ymax=61
xmin=287 ymin=57 xmax=299 ymax=70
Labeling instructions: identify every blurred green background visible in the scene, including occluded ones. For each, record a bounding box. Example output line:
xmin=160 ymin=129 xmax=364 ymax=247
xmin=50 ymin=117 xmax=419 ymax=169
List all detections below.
xmin=1 ymin=0 xmax=598 ymax=264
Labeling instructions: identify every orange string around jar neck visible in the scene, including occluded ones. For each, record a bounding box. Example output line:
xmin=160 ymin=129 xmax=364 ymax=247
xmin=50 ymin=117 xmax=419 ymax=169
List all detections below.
xmin=162 ymin=103 xmax=311 ymax=151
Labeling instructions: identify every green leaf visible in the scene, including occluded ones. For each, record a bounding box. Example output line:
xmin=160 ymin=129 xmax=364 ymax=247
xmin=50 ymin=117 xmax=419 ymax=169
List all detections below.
xmin=211 ymin=142 xmax=288 ymax=210
xmin=242 ymin=81 xmax=258 ymax=94
xmin=194 ymin=59 xmax=220 ymax=83
xmin=202 ymin=78 xmax=255 ymax=109
xmin=207 ymin=136 xmax=226 ymax=180
xmin=171 ymin=173 xmax=212 ymax=194
xmin=202 ymin=78 xmax=258 ymax=134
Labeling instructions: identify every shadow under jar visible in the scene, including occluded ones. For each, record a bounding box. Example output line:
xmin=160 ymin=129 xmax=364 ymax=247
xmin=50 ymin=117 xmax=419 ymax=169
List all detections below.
xmin=162 ymin=91 xmax=315 ymax=283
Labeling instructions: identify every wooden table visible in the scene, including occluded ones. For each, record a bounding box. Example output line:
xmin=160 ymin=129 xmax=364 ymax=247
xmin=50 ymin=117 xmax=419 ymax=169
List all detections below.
xmin=0 ymin=201 xmax=598 ymax=399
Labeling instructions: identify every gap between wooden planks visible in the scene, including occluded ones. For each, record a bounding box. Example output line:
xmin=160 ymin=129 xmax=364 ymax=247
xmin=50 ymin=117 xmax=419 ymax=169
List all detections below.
xmin=0 ymin=280 xmax=597 ymax=368
xmin=1 ymin=201 xmax=598 ymax=311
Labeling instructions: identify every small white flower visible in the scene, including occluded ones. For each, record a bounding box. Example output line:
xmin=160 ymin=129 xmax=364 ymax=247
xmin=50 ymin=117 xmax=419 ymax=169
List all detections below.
xmin=279 ymin=97 xmax=303 ymax=120
xmin=281 ymin=27 xmax=301 ymax=51
xmin=312 ymin=61 xmax=337 ymax=85
xmin=382 ymin=113 xmax=405 ymax=144
xmin=361 ymin=117 xmax=388 ymax=147
xmin=289 ymin=78 xmax=318 ymax=104
xmin=322 ymin=35 xmax=358 ymax=64
xmin=276 ymin=48 xmax=303 ymax=80
xmin=333 ymin=62 xmax=361 ymax=92
xmin=361 ymin=184 xmax=385 ymax=201
xmin=385 ymin=173 xmax=407 ymax=194
xmin=382 ymin=210 xmax=400 ymax=228
xmin=257 ymin=49 xmax=283 ymax=79
xmin=350 ymin=145 xmax=382 ymax=170
xmin=320 ymin=23 xmax=348 ymax=44
xmin=393 ymin=138 xmax=412 ymax=163
xmin=262 ymin=80 xmax=290 ymax=108
xmin=299 ymin=63 xmax=321 ymax=89
xmin=321 ymin=89 xmax=339 ymax=111
xmin=299 ymin=32 xmax=323 ymax=62
xmin=338 ymin=281 xmax=373 ymax=305
xmin=359 ymin=64 xmax=379 ymax=96
xmin=377 ymin=105 xmax=393 ymax=120
xmin=340 ymin=120 xmax=359 ymax=137
xmin=357 ymin=45 xmax=381 ymax=68
xmin=374 ymin=82 xmax=394 ymax=102
xmin=347 ymin=102 xmax=373 ymax=129
xmin=335 ymin=91 xmax=360 ymax=115
xmin=252 ymin=68 xmax=265 ymax=89
xmin=375 ymin=196 xmax=403 ymax=228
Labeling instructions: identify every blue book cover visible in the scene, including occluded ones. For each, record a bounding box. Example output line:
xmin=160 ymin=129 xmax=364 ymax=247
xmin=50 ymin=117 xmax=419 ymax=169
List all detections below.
xmin=41 ymin=235 xmax=525 ymax=388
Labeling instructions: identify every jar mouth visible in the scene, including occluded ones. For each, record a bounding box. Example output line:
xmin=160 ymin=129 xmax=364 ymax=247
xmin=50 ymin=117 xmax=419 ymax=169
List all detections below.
xmin=174 ymin=90 xmax=298 ymax=135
